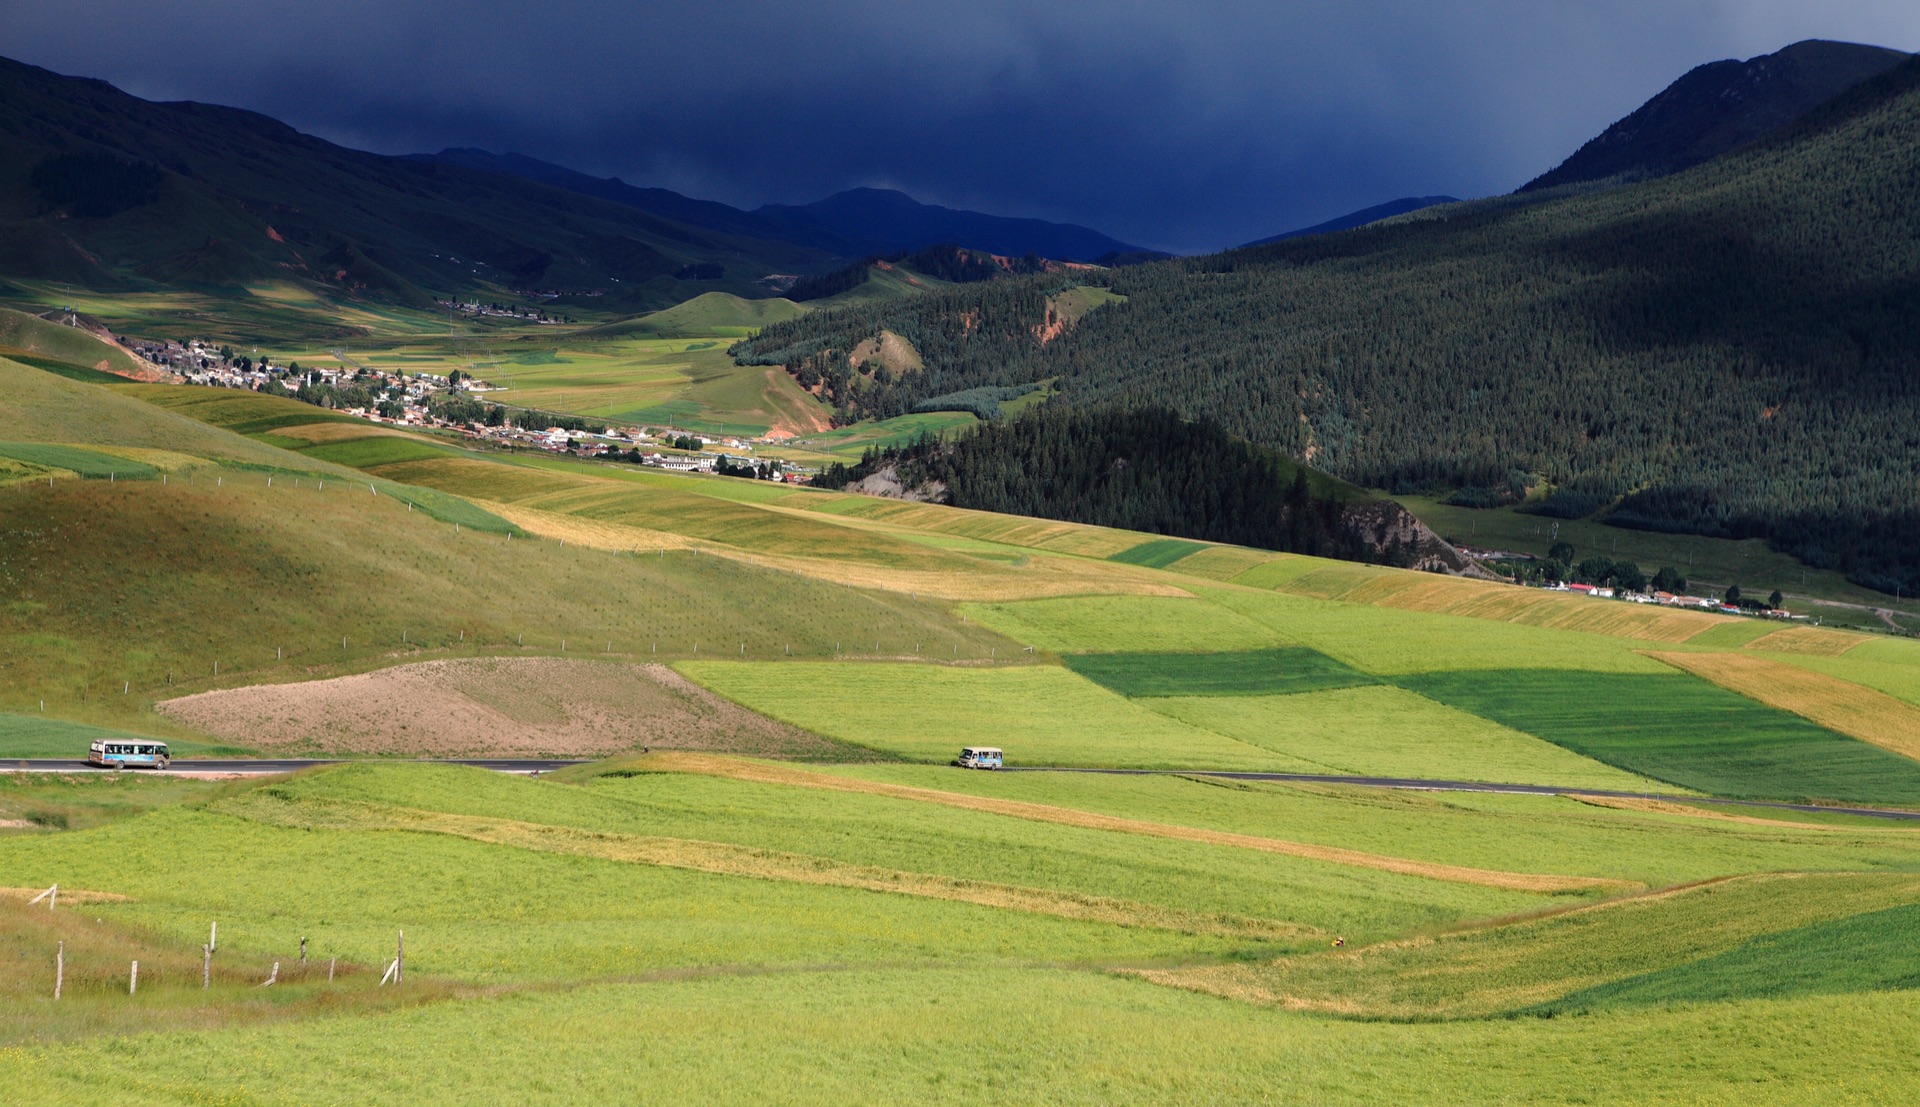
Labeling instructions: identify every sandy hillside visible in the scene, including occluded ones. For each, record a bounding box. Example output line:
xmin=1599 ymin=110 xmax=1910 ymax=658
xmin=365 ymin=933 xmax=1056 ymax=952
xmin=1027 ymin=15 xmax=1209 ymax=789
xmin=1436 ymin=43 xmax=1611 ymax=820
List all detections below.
xmin=157 ymin=657 xmax=847 ymax=758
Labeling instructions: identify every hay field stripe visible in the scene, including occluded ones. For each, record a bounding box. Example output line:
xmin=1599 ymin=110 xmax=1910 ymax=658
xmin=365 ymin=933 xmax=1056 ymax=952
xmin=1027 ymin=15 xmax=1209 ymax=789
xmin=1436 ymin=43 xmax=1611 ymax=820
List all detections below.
xmin=1743 ymin=626 xmax=1868 ymax=657
xmin=215 ymin=793 xmax=1308 ymax=941
xmin=468 ymin=498 xmax=698 ymax=552
xmin=485 ymin=496 xmax=1190 ymax=602
xmin=1273 ymin=563 xmax=1727 ymax=644
xmin=640 ymin=753 xmax=1636 ymax=894
xmin=1647 ymin=651 xmax=1920 ymax=762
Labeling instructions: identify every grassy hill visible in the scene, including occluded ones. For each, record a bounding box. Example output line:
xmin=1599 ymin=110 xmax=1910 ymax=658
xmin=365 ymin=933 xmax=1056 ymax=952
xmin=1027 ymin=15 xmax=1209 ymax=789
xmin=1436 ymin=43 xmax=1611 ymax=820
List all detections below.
xmin=576 ymin=292 xmax=812 ymax=340
xmin=0 ymin=306 xmax=148 ymax=377
xmin=734 ymin=57 xmax=1920 ymax=595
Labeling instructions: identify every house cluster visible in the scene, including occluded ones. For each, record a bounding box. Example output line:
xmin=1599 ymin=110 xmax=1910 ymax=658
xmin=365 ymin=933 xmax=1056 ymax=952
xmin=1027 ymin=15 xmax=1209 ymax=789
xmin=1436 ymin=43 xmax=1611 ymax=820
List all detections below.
xmin=131 ymin=339 xmax=251 ymax=380
xmin=436 ymin=299 xmax=565 ymax=324
xmin=554 ymin=435 xmax=808 ymax=482
xmin=156 ymin=342 xmax=810 ymax=481
xmin=1554 ymin=582 xmax=1798 ymax=618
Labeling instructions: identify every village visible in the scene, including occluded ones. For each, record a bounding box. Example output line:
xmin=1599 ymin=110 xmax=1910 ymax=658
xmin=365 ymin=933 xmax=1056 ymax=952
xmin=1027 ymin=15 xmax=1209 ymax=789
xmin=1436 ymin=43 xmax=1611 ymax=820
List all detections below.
xmin=132 ymin=336 xmax=807 ymax=482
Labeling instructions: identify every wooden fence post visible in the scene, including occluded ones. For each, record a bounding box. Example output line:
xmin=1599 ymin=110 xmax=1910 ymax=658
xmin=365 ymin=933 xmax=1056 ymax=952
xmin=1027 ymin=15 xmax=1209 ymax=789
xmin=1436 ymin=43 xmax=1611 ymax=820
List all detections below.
xmin=130 ymin=960 xmax=138 ymax=996
xmin=300 ymin=936 xmax=307 ymax=964
xmin=54 ymin=941 xmax=63 ymax=1000
xmin=329 ymin=957 xmax=336 ymax=983
xmin=203 ymin=944 xmax=211 ymax=989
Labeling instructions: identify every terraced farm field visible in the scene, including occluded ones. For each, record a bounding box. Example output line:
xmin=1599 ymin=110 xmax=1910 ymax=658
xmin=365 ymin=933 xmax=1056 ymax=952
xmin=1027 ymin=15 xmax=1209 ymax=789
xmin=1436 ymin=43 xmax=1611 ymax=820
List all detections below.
xmin=8 ymin=337 xmax=1920 ymax=1101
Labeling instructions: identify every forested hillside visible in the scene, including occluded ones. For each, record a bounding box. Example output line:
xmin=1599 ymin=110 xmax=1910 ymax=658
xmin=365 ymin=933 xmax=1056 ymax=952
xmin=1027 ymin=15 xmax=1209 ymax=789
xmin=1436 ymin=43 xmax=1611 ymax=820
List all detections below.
xmin=815 ymin=406 xmax=1459 ymax=569
xmin=737 ymin=57 xmax=1920 ymax=594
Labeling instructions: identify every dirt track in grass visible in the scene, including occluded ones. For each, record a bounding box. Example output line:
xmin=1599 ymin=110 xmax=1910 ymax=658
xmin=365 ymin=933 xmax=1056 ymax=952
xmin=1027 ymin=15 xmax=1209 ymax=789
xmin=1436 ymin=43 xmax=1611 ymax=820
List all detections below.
xmin=635 ymin=753 xmax=1638 ymax=895
xmin=157 ymin=658 xmax=848 ymax=759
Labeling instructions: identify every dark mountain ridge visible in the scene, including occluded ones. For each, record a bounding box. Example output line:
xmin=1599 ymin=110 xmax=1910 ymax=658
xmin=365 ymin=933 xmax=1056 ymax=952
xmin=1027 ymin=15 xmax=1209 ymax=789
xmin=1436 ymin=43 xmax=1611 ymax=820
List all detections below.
xmin=756 ymin=188 xmax=1147 ymax=262
xmin=1241 ymin=196 xmax=1460 ymax=247
xmin=409 ymin=149 xmax=871 ymax=257
xmin=1523 ymin=38 xmax=1910 ymax=191
xmin=0 ymin=56 xmax=834 ymax=309
xmin=413 ymin=150 xmax=1152 ymax=264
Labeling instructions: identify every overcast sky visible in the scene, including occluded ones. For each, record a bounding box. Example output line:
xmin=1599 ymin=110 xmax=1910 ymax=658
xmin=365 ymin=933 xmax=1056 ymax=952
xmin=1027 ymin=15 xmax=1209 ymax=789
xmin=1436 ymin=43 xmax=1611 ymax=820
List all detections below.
xmin=3 ymin=1 xmax=1916 ymax=252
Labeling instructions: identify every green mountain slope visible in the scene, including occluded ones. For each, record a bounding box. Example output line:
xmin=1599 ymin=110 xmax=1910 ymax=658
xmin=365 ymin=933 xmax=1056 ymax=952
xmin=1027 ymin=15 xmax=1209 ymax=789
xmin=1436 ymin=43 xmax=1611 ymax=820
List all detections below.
xmin=735 ymin=55 xmax=1920 ymax=593
xmin=0 ymin=57 xmax=832 ymax=310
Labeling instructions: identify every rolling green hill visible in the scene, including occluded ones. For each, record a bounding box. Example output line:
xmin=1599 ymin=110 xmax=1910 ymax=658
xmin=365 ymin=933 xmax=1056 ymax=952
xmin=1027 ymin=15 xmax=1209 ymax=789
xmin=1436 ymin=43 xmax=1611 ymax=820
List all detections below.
xmin=735 ymin=56 xmax=1920 ymax=595
xmin=575 ymin=292 xmax=812 ymax=339
xmin=0 ymin=306 xmax=148 ymax=377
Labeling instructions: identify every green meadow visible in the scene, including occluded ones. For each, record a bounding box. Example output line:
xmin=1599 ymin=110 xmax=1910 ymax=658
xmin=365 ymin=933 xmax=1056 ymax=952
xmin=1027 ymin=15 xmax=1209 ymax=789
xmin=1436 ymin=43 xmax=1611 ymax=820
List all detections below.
xmin=1399 ymin=670 xmax=1920 ymax=805
xmin=820 ymin=765 xmax=1920 ymax=886
xmin=783 ymin=410 xmax=979 ymax=460
xmin=1142 ymin=686 xmax=1648 ymax=788
xmin=0 ymin=714 xmax=245 ymax=760
xmin=680 ymin=662 xmax=1304 ymax=770
xmin=1543 ymin=899 xmax=1920 ymax=1012
xmin=12 ymin=968 xmax=1920 ymax=1106
xmin=1062 ymin=646 xmax=1375 ymax=697
xmin=1108 ymin=537 xmax=1210 ymax=567
xmin=962 ymin=594 xmax=1291 ymax=653
xmin=8 ymin=317 xmax=1920 ymax=1101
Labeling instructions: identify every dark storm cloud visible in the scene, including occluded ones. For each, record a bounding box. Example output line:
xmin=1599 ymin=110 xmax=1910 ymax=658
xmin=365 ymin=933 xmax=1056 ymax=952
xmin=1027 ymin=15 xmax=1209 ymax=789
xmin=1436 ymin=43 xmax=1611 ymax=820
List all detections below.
xmin=3 ymin=1 xmax=1916 ymax=251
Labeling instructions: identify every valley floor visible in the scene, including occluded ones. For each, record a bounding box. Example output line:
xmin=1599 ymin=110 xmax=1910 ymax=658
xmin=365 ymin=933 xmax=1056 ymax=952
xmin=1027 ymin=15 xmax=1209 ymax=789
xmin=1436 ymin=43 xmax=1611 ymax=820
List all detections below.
xmin=5 ymin=348 xmax=1920 ymax=1101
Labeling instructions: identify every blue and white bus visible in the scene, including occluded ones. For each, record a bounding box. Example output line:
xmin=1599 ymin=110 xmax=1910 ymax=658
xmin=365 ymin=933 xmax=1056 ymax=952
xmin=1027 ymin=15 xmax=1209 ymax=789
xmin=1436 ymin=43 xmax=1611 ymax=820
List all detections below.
xmin=954 ymin=746 xmax=1003 ymax=770
xmin=86 ymin=739 xmax=170 ymax=769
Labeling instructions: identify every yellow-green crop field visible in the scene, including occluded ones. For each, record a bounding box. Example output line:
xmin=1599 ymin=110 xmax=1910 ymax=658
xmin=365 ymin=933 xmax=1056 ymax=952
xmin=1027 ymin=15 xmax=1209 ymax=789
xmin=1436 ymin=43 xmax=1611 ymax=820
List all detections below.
xmin=7 ymin=325 xmax=1920 ymax=1102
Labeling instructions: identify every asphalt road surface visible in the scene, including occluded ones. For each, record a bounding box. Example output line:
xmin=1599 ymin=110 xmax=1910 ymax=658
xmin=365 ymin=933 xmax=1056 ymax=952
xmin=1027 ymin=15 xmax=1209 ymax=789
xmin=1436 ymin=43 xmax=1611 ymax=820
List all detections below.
xmin=6 ymin=758 xmax=1916 ymax=822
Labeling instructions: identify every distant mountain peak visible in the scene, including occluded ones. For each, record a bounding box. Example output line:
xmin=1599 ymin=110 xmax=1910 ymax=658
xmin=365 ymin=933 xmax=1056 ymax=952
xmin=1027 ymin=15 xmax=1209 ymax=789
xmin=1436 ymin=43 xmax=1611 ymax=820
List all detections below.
xmin=1521 ymin=39 xmax=1911 ymax=192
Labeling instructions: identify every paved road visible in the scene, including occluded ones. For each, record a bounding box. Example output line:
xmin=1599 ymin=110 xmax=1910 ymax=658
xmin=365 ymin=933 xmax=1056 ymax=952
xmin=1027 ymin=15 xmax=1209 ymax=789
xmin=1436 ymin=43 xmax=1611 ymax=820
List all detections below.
xmin=8 ymin=758 xmax=1917 ymax=823
xmin=1011 ymin=767 xmax=1920 ymax=822
xmin=0 ymin=758 xmax=585 ymax=775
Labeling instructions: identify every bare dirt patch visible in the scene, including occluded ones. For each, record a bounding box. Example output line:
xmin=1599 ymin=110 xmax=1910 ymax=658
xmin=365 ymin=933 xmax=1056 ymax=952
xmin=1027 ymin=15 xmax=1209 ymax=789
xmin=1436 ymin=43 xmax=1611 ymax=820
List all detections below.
xmin=157 ymin=658 xmax=849 ymax=759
